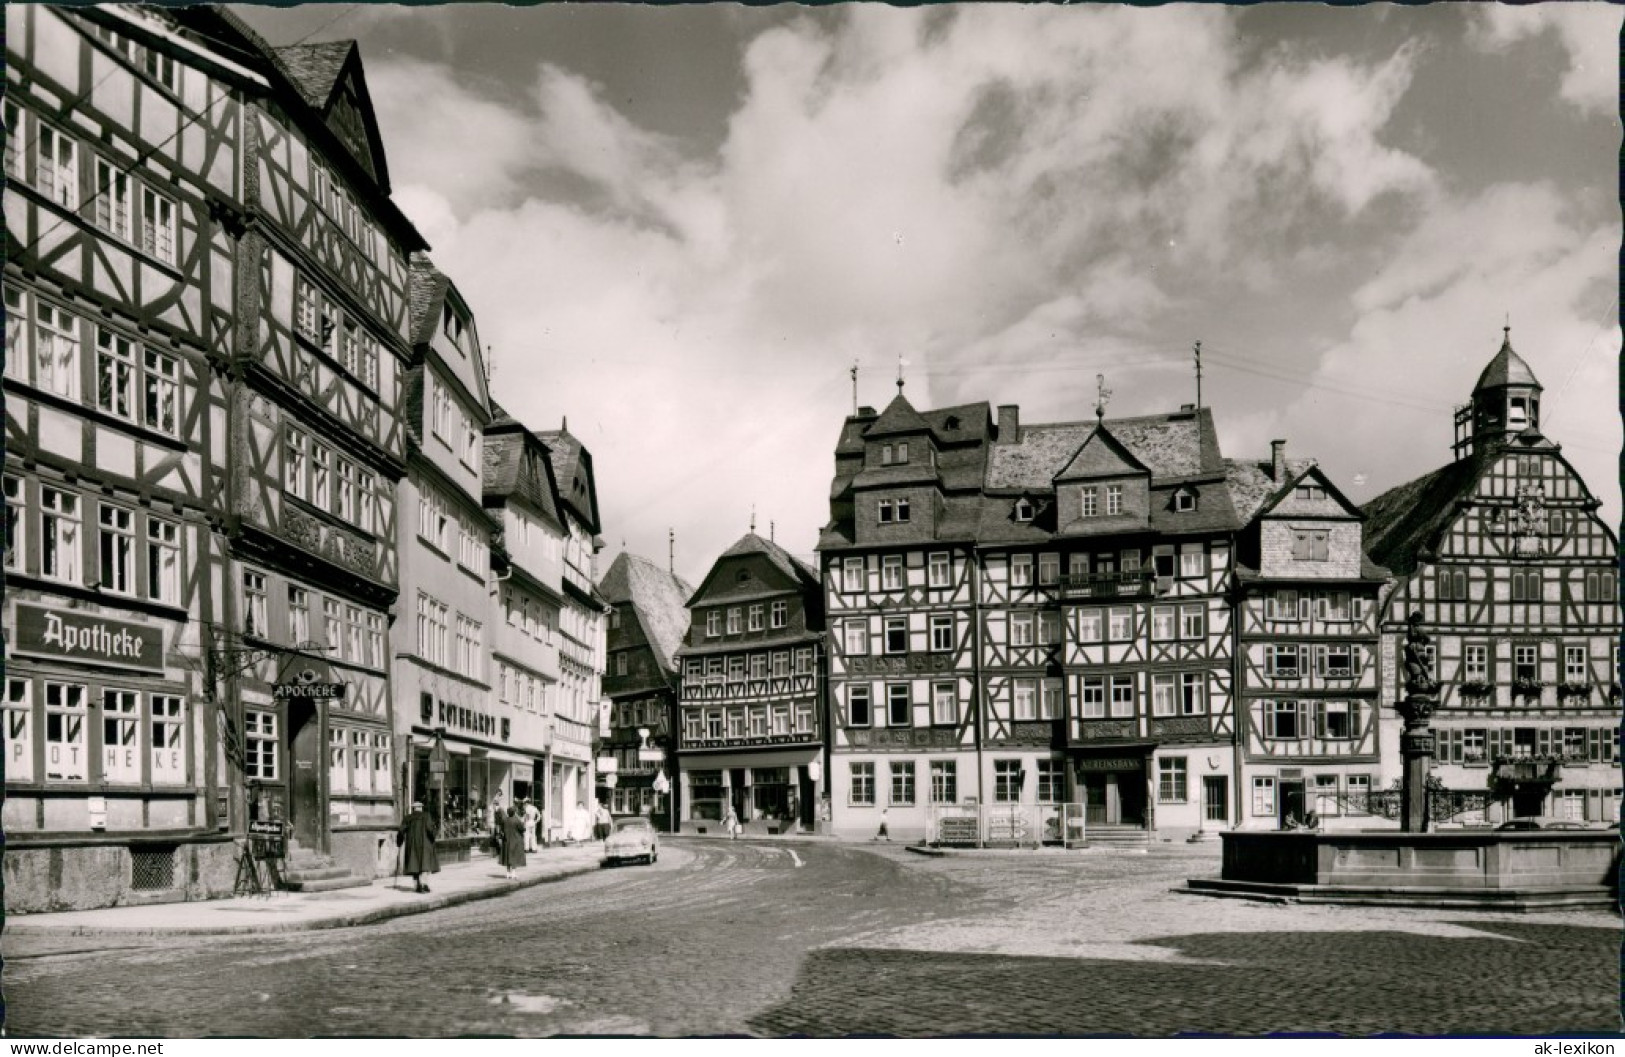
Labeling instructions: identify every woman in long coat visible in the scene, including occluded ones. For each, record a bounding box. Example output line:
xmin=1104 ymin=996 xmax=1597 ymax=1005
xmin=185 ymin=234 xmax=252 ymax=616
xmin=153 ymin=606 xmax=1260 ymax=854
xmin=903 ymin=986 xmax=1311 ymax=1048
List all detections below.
xmin=397 ymin=800 xmax=440 ymax=893
xmin=500 ymin=805 xmax=528 ymax=878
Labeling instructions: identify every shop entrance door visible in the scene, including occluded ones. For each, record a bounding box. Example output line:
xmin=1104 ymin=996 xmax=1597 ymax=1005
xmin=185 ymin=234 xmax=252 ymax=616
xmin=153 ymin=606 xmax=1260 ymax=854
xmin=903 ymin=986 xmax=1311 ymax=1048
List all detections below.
xmin=1082 ymin=774 xmax=1109 ymax=825
xmin=1203 ymin=775 xmax=1229 ymax=825
xmin=1115 ymin=771 xmax=1146 ymax=827
xmin=1278 ymin=780 xmax=1307 ymax=829
xmin=799 ymin=770 xmax=816 ymax=828
xmin=287 ymin=700 xmax=324 ymax=853
xmin=730 ymin=768 xmax=748 ymax=821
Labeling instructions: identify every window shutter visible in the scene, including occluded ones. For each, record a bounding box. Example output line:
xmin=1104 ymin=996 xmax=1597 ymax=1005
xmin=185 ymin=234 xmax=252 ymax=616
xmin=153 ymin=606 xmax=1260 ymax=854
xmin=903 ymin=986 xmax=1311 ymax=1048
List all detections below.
xmin=1453 ymin=728 xmax=1465 ymax=763
xmin=1353 ymin=596 xmax=1365 ymax=621
xmin=1589 ymin=728 xmax=1602 ymax=762
xmin=1314 ymin=646 xmax=1326 ymax=676
xmin=1297 ymin=700 xmax=1309 ymax=738
xmin=1353 ymin=648 xmax=1364 ymax=676
xmin=1488 ymin=728 xmax=1503 ymax=759
xmin=1317 ymin=596 xmax=1328 ymax=620
xmin=1264 ymin=645 xmax=1275 ymax=674
xmin=1536 ymin=728 xmax=1552 ymax=756
xmin=1299 ymin=595 xmax=1311 ymax=621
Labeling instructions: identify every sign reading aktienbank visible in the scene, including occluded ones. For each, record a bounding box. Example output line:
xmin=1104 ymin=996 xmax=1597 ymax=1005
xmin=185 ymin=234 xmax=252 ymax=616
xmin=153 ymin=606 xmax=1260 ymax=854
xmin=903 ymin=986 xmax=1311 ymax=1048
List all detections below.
xmin=14 ymin=603 xmax=165 ymax=673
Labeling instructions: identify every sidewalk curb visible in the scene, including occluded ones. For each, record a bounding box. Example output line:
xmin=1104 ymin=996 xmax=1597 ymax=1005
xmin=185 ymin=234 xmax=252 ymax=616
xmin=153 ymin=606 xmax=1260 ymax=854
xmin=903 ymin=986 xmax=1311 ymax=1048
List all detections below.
xmin=5 ymin=857 xmax=602 ymax=939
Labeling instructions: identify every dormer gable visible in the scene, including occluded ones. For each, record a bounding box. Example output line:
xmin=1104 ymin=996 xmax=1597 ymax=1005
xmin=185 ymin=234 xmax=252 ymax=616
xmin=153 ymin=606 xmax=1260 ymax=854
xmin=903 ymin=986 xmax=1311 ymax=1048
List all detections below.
xmin=1168 ymin=485 xmax=1200 ymax=513
xmin=866 ymin=391 xmax=933 ymax=439
xmin=1261 ymin=464 xmax=1364 ymax=521
xmin=1053 ymin=426 xmax=1149 ymax=483
xmin=274 ymin=40 xmax=391 ymax=192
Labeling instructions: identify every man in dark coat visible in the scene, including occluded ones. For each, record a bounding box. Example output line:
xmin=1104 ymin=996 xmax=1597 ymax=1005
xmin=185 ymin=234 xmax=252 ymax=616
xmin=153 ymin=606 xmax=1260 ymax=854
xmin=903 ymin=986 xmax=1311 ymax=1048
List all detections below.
xmin=500 ymin=805 xmax=528 ymax=878
xmin=397 ymin=800 xmax=440 ymax=893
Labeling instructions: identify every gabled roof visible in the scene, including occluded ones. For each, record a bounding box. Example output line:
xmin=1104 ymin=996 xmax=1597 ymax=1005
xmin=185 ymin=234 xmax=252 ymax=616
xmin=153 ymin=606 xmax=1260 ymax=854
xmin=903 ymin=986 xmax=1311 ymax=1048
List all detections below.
xmin=406 ymin=253 xmax=491 ymax=416
xmin=273 ymin=40 xmax=391 ymax=192
xmin=599 ymin=552 xmax=693 ymax=675
xmin=1054 ymin=426 xmax=1150 ymax=482
xmin=483 ymin=413 xmax=564 ymax=530
xmin=986 ymin=408 xmax=1216 ymax=491
xmin=1360 ymin=458 xmax=1480 ymax=576
xmin=719 ymin=532 xmax=821 ymax=588
xmin=866 ymin=392 xmax=933 ymax=438
xmin=1474 ymin=330 xmax=1542 ymax=392
xmin=537 ymin=427 xmax=601 ymax=535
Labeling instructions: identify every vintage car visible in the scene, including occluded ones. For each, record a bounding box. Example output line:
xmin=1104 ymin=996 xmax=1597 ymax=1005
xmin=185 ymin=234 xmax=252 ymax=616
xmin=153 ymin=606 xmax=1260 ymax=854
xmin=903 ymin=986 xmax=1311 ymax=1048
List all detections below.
xmin=602 ymin=816 xmax=659 ymax=866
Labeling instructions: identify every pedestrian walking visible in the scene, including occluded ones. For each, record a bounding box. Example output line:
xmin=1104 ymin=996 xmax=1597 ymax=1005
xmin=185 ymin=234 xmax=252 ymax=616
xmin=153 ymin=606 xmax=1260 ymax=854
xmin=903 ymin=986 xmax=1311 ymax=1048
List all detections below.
xmin=522 ymin=798 xmax=541 ymax=853
xmin=594 ymin=802 xmax=613 ymax=842
xmin=873 ymin=807 xmax=891 ymax=842
xmin=723 ymin=804 xmax=740 ymax=840
xmin=500 ymin=805 xmax=528 ymax=879
xmin=396 ymin=800 xmax=440 ymax=893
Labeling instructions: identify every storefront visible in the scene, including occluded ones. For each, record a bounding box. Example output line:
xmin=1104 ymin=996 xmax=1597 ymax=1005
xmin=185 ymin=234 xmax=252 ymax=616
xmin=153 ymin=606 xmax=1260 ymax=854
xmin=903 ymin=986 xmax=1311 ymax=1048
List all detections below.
xmin=1069 ymin=746 xmax=1155 ymax=829
xmin=678 ymin=745 xmax=824 ymax=835
xmin=406 ymin=692 xmax=547 ymax=858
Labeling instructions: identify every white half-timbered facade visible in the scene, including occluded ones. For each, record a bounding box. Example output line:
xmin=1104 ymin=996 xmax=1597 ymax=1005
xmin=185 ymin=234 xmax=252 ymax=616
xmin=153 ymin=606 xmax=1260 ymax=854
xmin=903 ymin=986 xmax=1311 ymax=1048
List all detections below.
xmin=677 ymin=533 xmax=826 ymax=835
xmin=1228 ymin=443 xmax=1387 ymax=831
xmin=1364 ymin=331 xmax=1622 ymax=826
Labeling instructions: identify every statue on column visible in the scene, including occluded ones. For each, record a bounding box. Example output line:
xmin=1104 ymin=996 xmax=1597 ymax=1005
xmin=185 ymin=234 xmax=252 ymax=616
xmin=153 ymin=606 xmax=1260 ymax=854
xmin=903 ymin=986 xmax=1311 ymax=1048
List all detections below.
xmin=1402 ymin=611 xmax=1438 ymax=698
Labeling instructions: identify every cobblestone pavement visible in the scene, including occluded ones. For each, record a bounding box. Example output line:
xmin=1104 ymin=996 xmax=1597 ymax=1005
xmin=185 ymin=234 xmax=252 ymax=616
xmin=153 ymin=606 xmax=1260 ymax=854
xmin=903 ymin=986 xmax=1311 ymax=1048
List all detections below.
xmin=6 ymin=841 xmax=1618 ymax=1037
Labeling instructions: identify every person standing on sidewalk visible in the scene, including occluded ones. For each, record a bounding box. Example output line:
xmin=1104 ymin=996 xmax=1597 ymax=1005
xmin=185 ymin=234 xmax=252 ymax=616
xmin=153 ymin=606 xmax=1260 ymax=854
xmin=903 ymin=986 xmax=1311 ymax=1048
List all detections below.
xmin=500 ymin=805 xmax=528 ymax=879
xmin=397 ymin=800 xmax=440 ymax=893
xmin=722 ymin=804 xmax=740 ymax=840
xmin=873 ymin=807 xmax=891 ymax=842
xmin=594 ymin=802 xmax=613 ymax=842
xmin=522 ymin=798 xmax=541 ymax=853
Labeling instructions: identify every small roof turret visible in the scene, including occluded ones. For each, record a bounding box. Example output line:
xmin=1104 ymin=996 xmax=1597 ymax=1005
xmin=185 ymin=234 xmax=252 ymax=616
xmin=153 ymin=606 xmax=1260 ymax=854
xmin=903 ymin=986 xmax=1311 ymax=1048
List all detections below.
xmin=1473 ymin=326 xmax=1542 ymax=393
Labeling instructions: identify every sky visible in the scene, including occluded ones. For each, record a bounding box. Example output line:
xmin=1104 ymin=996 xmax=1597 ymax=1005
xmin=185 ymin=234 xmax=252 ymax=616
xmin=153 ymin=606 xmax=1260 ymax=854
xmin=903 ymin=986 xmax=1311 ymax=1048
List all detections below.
xmin=233 ymin=2 xmax=1623 ymax=588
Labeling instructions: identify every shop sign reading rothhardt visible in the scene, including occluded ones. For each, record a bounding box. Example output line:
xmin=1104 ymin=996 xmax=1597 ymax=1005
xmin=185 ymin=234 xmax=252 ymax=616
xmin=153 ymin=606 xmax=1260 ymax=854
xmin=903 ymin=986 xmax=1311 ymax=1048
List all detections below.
xmin=14 ymin=604 xmax=164 ymax=673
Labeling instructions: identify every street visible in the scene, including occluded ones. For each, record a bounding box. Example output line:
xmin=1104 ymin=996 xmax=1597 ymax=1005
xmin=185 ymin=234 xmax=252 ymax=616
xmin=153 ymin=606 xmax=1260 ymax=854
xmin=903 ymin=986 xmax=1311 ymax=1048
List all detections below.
xmin=5 ymin=840 xmax=1618 ymax=1037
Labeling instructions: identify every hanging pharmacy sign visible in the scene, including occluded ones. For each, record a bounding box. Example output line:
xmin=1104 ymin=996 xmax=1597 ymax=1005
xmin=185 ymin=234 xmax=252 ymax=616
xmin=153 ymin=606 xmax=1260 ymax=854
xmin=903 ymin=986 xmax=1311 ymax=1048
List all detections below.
xmin=273 ymin=659 xmax=345 ymax=703
xmin=13 ymin=604 xmax=165 ymax=673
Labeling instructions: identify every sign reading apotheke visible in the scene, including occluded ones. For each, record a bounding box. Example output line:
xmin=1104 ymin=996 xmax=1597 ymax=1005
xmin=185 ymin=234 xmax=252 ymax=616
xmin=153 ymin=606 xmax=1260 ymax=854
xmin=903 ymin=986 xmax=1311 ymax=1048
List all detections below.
xmin=14 ymin=604 xmax=164 ymax=673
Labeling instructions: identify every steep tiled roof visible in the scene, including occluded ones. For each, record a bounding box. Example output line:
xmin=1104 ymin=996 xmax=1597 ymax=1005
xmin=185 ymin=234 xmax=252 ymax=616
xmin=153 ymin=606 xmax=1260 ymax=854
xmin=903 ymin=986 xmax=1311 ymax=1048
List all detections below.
xmin=1223 ymin=457 xmax=1320 ymax=525
xmin=406 ymin=253 xmax=450 ymax=346
xmin=986 ymin=410 xmax=1212 ymax=491
xmin=720 ymin=532 xmax=821 ymax=589
xmin=1361 ymin=459 xmax=1480 ymax=576
xmin=1054 ymin=427 xmax=1148 ymax=481
xmin=536 ymin=428 xmax=599 ymax=532
xmin=483 ymin=425 xmax=562 ymax=528
xmin=599 ymin=552 xmax=693 ymax=674
xmin=1474 ymin=332 xmax=1542 ymax=392
xmin=273 ymin=41 xmax=351 ymax=110
xmin=866 ymin=392 xmax=933 ymax=437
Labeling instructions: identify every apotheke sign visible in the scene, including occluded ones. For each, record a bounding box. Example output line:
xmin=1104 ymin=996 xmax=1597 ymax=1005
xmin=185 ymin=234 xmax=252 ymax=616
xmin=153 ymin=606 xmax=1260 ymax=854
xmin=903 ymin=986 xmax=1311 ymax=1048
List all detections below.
xmin=14 ymin=604 xmax=164 ymax=673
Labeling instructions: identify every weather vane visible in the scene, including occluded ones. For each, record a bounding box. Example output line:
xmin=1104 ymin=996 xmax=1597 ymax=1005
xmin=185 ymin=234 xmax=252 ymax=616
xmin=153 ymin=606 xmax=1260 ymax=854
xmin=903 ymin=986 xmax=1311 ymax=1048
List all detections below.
xmin=896 ymin=355 xmax=909 ymax=395
xmin=1095 ymin=373 xmax=1112 ymax=422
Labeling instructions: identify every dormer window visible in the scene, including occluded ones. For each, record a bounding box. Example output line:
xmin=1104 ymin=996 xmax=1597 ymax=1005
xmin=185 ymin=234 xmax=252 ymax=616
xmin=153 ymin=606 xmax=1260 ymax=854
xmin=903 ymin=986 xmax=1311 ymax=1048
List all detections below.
xmin=945 ymin=416 xmax=960 ymax=431
xmin=1173 ymin=490 xmax=1197 ymax=513
xmin=441 ymin=304 xmax=465 ymax=353
xmin=1106 ymin=484 xmax=1123 ymax=516
xmin=1014 ymin=498 xmax=1035 ymax=523
xmin=1081 ymin=488 xmax=1098 ymax=518
xmin=878 ymin=498 xmax=911 ymax=524
xmin=736 ymin=570 xmax=751 ymax=583
xmin=881 ymin=442 xmax=910 ymax=466
xmin=1295 ymin=484 xmax=1324 ymax=501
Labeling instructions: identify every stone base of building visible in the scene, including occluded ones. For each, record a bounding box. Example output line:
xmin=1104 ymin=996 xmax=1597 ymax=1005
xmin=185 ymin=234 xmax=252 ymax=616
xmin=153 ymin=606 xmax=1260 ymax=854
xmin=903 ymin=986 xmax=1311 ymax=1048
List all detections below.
xmin=5 ymin=837 xmax=239 ymax=914
xmin=330 ymin=825 xmax=400 ymax=879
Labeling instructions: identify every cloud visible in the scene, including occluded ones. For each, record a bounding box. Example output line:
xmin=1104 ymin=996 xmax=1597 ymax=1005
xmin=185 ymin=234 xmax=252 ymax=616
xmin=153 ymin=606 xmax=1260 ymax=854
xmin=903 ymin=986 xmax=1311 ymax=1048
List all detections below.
xmin=1470 ymin=3 xmax=1622 ymax=113
xmin=356 ymin=5 xmax=1613 ymax=579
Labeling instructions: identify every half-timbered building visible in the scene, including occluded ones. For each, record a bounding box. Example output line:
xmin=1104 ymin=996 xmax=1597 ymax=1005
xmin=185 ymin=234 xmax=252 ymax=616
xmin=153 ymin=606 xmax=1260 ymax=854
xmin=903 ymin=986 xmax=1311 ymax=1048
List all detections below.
xmin=203 ymin=17 xmax=425 ymax=884
xmin=676 ymin=533 xmax=826 ymax=834
xmin=3 ymin=4 xmax=243 ymax=911
xmin=1364 ymin=331 xmax=1622 ymax=825
xmin=1227 ymin=442 xmax=1387 ymax=831
xmin=598 ymin=552 xmax=693 ymax=829
xmin=819 ymin=389 xmax=1244 ymax=844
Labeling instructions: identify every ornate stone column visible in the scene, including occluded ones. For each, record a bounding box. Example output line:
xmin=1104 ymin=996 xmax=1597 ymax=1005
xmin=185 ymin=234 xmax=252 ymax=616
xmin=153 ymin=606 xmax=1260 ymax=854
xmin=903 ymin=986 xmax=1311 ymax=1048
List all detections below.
xmin=1397 ymin=612 xmax=1440 ymax=833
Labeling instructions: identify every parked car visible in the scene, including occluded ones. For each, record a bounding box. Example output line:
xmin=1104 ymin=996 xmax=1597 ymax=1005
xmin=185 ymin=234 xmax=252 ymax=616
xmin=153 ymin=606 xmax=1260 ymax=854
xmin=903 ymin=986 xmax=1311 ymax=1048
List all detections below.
xmin=1495 ymin=817 xmax=1591 ymax=831
xmin=602 ymin=816 xmax=659 ymax=866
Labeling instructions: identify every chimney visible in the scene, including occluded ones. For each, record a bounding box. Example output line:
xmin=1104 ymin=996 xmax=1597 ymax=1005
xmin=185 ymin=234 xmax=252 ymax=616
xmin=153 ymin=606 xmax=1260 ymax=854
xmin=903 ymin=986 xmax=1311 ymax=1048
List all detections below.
xmin=1271 ymin=439 xmax=1287 ymax=482
xmin=997 ymin=404 xmax=1020 ymax=439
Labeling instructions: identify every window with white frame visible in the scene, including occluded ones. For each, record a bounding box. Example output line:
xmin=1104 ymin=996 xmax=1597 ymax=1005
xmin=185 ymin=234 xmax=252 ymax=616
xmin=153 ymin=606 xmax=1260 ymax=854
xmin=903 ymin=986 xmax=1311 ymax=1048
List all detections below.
xmin=1268 ymin=589 xmax=1302 ymax=622
xmin=1313 ymin=774 xmax=1339 ymax=817
xmin=6 ymin=682 xmax=34 ymax=785
xmin=884 ymin=617 xmax=908 ymax=654
xmin=139 ymin=187 xmax=177 ymax=265
xmin=882 ymin=555 xmax=904 ymax=590
xmin=1174 ymin=490 xmax=1197 ymax=513
xmin=1318 ymin=700 xmax=1355 ymax=740
xmin=847 ymin=686 xmax=872 ymax=727
xmin=1081 ymin=677 xmax=1106 ymax=719
xmin=1346 ymin=774 xmax=1369 ymax=812
xmin=727 ymin=608 xmax=742 ymax=635
xmin=419 ymin=485 xmax=450 ymax=551
xmin=1565 ymin=645 xmax=1587 ymax=682
xmin=244 ymin=709 xmax=278 ymax=781
xmin=97 ymin=504 xmax=135 ymax=594
xmin=1513 ymin=644 xmax=1538 ymax=682
xmin=1151 ymin=606 xmax=1177 ymax=642
xmin=771 ymin=601 xmax=787 ymax=628
xmin=418 ymin=593 xmax=449 ymax=667
xmin=95 ymin=327 xmax=137 ymax=420
xmin=1036 ymin=759 xmax=1064 ymax=803
xmin=1462 ymin=728 xmax=1487 ymax=763
xmin=1110 ymin=676 xmax=1135 ymax=718
xmin=932 ymin=682 xmax=956 ymax=725
xmin=843 ymin=618 xmax=868 ymax=656
xmin=1180 ymin=604 xmax=1204 ymax=640
xmin=1011 ymin=555 xmax=1033 ymax=587
xmin=36 ymin=302 xmax=82 ymax=400
xmin=1319 ymin=644 xmax=1357 ymax=679
xmin=4 ymin=475 xmax=23 ymax=572
xmin=772 ymin=651 xmax=790 ymax=678
xmin=1038 ymin=611 xmax=1060 ymax=645
xmin=1077 ymin=609 xmax=1104 ymax=643
xmin=44 ymin=682 xmax=89 ymax=782
xmin=1251 ymin=776 xmax=1275 ymax=816
xmin=1268 ymin=644 xmax=1302 ymax=678
xmin=41 ymin=487 xmax=82 ymax=584
xmin=3 ymin=100 xmax=22 ymax=181
xmin=993 ymin=759 xmax=1023 ymax=803
xmin=36 ymin=122 xmax=79 ymax=209
xmin=706 ymin=610 xmax=722 ymax=638
xmin=1321 ymin=590 xmax=1356 ymax=621
xmin=1037 ymin=553 xmax=1059 ymax=586
xmin=1264 ymin=700 xmax=1301 ymax=740
xmin=1013 ymin=678 xmax=1037 ymax=720
xmin=1106 ymin=484 xmax=1123 ymax=516
xmin=323 ymin=598 xmax=342 ymax=654
xmin=5 ymin=286 xmax=28 ymax=382
xmin=927 ymin=552 xmax=950 ymax=587
xmin=101 ymin=689 xmax=141 ymax=784
xmin=1151 ymin=674 xmax=1177 ymax=717
xmin=842 ymin=557 xmax=864 ymax=593
xmin=727 ymin=656 xmax=745 ymax=684
xmin=1081 ymin=488 xmax=1098 ymax=518
xmin=1014 ymin=498 xmax=1034 ymax=522
xmin=850 ymin=762 xmax=875 ymax=805
xmin=887 ymin=684 xmax=910 ymax=726
xmin=1040 ymin=678 xmax=1063 ymax=720
xmin=1179 ymin=545 xmax=1206 ymax=579
xmin=1010 ymin=612 xmax=1035 ymax=647
xmin=1179 ymin=673 xmax=1205 ymax=715
xmin=930 ymin=760 xmax=957 ymax=803
xmin=1158 ymin=757 xmax=1187 ymax=803
xmin=150 ymin=693 xmax=185 ymax=784
xmin=1463 ymin=643 xmax=1488 ymax=681
xmin=1108 ymin=607 xmax=1133 ymax=642
xmin=889 ymin=761 xmax=915 ymax=805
